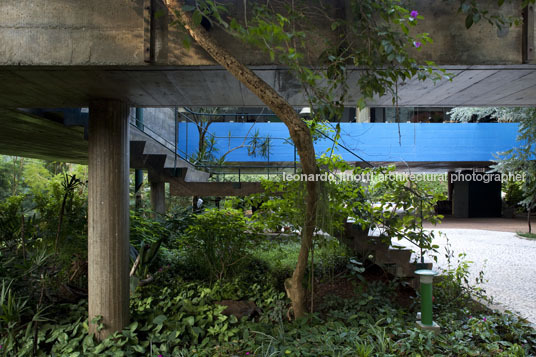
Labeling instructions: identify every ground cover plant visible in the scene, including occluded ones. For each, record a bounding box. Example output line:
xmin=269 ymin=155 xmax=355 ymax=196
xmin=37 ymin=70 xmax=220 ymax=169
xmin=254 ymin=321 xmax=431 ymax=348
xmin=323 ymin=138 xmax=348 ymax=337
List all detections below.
xmin=517 ymin=232 xmax=536 ymax=240
xmin=1 ymin=155 xmax=536 ymax=356
xmin=2 ymin=236 xmax=535 ymax=356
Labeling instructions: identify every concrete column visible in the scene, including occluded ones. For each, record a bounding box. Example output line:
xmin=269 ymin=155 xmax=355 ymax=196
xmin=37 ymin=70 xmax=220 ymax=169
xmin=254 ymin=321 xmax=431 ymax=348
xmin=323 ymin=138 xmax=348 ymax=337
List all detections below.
xmin=447 ymin=171 xmax=454 ymax=201
xmin=149 ymin=173 xmax=166 ymax=216
xmin=88 ymin=99 xmax=130 ymax=340
xmin=452 ymin=179 xmax=470 ymax=218
xmin=134 ymin=108 xmax=144 ymax=211
xmin=134 ymin=170 xmax=144 ymax=211
xmin=356 ymin=107 xmax=370 ymax=123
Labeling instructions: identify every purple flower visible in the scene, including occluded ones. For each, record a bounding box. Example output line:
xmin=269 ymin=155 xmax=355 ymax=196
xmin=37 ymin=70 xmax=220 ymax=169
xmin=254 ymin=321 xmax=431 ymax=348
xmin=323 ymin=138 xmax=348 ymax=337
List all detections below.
xmin=483 ymin=317 xmax=487 ymax=322
xmin=413 ymin=41 xmax=422 ymax=48
xmin=410 ymin=10 xmax=419 ymax=19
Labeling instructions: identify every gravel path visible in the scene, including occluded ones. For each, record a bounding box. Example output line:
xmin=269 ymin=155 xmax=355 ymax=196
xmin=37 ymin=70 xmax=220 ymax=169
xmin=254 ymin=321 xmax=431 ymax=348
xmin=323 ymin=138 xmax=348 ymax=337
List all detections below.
xmin=423 ymin=216 xmax=536 ymax=233
xmin=420 ymin=229 xmax=536 ymax=325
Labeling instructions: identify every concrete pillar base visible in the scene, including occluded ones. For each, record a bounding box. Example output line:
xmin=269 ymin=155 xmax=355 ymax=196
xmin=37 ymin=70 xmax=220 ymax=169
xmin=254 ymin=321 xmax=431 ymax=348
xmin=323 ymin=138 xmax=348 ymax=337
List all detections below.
xmin=416 ymin=321 xmax=441 ymax=334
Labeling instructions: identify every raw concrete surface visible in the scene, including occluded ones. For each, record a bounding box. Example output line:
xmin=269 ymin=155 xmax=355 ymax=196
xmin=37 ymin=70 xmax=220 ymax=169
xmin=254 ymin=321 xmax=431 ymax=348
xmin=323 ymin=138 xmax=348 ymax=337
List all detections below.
xmin=0 ymin=0 xmax=524 ymax=66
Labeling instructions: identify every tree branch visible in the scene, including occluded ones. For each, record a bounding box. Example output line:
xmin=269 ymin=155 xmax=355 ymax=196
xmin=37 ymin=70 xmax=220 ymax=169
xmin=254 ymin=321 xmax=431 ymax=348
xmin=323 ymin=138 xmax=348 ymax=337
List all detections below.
xmin=167 ymin=0 xmax=317 ymax=176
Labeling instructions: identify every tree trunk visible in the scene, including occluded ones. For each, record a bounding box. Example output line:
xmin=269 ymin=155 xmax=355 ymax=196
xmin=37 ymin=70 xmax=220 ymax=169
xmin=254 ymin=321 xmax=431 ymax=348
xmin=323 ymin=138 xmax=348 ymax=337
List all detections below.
xmin=528 ymin=204 xmax=532 ymax=234
xmin=20 ymin=212 xmax=26 ymax=261
xmin=168 ymin=1 xmax=319 ymax=318
xmin=55 ymin=189 xmax=69 ymax=253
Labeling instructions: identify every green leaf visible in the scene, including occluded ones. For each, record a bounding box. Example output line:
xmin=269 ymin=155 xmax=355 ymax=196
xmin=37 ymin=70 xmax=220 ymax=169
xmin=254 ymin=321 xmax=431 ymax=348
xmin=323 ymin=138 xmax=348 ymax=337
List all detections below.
xmin=192 ymin=10 xmax=203 ymax=26
xmin=153 ymin=314 xmax=167 ymax=325
xmin=182 ymin=5 xmax=195 ymax=12
xmin=129 ymin=276 xmax=140 ymax=295
xmin=184 ymin=316 xmax=195 ymax=326
xmin=182 ymin=37 xmax=191 ymax=50
xmin=132 ymin=345 xmax=145 ymax=353
xmin=127 ymin=321 xmax=138 ymax=331
xmin=465 ymin=14 xmax=473 ymax=28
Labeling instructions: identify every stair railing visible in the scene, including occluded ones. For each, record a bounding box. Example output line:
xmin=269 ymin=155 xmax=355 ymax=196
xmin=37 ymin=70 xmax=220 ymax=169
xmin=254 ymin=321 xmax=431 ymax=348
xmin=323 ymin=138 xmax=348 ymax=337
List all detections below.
xmin=176 ymin=107 xmax=375 ymax=179
xmin=129 ymin=111 xmax=197 ymax=176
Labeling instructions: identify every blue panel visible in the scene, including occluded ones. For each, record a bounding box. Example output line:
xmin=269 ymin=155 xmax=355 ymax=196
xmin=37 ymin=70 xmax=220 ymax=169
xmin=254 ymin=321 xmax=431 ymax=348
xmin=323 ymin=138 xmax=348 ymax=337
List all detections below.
xmin=177 ymin=122 xmax=520 ymax=163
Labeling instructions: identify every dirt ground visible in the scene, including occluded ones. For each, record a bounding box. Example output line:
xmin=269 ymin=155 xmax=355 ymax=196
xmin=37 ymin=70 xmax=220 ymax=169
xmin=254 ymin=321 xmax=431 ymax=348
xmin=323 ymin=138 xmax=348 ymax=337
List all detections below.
xmin=423 ymin=216 xmax=536 ymax=233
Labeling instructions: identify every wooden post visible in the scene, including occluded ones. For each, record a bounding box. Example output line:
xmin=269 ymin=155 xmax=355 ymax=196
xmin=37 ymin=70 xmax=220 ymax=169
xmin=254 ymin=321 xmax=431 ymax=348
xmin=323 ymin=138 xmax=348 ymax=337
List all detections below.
xmin=88 ymin=99 xmax=130 ymax=340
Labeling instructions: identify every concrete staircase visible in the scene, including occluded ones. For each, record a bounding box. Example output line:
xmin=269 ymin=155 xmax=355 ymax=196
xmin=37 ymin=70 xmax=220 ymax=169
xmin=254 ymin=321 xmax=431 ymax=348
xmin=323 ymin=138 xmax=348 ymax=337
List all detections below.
xmin=129 ymin=126 xmax=209 ymax=183
xmin=344 ymin=222 xmax=433 ymax=287
xmin=130 ymin=127 xmax=265 ymax=197
xmin=1 ymin=108 xmax=267 ymax=197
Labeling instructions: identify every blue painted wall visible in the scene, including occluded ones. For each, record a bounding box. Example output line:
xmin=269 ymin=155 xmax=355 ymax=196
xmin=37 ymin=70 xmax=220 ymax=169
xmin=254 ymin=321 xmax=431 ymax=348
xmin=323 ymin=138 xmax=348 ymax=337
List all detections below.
xmin=177 ymin=122 xmax=520 ymax=163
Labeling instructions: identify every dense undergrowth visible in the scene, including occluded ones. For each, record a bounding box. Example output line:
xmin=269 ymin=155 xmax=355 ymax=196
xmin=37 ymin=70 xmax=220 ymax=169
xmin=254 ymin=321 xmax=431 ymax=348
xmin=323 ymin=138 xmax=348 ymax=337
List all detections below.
xmin=1 ymin=157 xmax=536 ymax=356
xmin=2 ymin=234 xmax=536 ymax=356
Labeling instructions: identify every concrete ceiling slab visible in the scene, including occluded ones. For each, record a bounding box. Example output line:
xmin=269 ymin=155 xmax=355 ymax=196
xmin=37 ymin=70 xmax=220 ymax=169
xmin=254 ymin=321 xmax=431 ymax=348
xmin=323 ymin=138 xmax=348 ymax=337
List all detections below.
xmin=0 ymin=108 xmax=87 ymax=163
xmin=0 ymin=65 xmax=535 ymax=108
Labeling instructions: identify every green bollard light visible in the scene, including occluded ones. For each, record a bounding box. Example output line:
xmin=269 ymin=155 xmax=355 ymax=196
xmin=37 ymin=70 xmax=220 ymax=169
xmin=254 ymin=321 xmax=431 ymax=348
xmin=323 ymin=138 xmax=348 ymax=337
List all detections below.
xmin=415 ymin=269 xmax=440 ymax=333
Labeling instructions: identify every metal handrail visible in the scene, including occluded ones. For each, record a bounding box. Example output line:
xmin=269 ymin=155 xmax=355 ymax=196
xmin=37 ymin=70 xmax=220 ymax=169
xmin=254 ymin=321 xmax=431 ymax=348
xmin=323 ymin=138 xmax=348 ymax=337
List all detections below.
xmin=177 ymin=110 xmax=285 ymax=176
xmin=129 ymin=114 xmax=197 ymax=169
xmin=177 ymin=107 xmax=374 ymax=171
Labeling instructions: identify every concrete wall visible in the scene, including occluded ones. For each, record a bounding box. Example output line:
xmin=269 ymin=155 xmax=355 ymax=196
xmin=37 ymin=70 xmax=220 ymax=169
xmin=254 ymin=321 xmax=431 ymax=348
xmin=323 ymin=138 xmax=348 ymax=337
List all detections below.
xmin=0 ymin=0 xmax=145 ymax=65
xmin=412 ymin=0 xmax=523 ymax=65
xmin=139 ymin=107 xmax=176 ymax=151
xmin=0 ymin=0 xmax=528 ymax=66
xmin=0 ymin=0 xmax=338 ymax=66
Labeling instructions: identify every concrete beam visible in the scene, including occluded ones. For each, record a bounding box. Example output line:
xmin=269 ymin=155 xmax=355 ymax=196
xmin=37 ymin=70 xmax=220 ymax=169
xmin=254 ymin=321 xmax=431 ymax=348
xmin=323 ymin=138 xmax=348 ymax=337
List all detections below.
xmin=0 ymin=1 xmax=534 ymax=108
xmin=0 ymin=108 xmax=87 ymax=163
xmin=1 ymin=66 xmax=536 ymax=108
xmin=88 ymin=99 xmax=130 ymax=339
xmin=169 ymin=179 xmax=263 ymax=196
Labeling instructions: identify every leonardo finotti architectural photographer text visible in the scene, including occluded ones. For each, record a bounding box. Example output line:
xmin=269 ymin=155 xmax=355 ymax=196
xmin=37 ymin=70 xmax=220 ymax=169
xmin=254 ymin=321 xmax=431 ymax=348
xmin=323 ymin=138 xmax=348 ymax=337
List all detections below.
xmin=282 ymin=172 xmax=526 ymax=183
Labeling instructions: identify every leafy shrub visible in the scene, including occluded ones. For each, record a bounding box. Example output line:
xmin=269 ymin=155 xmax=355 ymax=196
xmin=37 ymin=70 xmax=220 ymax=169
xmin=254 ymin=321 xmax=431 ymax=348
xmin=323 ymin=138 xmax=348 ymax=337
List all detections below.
xmin=0 ymin=278 xmax=287 ymax=356
xmin=1 ymin=259 xmax=535 ymax=356
xmin=0 ymin=195 xmax=24 ymax=245
xmin=504 ymin=179 xmax=524 ymax=208
xmin=181 ymin=208 xmax=261 ymax=281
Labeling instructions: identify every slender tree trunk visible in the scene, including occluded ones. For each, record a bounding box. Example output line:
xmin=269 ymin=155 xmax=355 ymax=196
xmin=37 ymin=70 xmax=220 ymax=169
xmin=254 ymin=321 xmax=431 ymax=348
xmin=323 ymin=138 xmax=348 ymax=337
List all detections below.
xmin=55 ymin=191 xmax=68 ymax=253
xmin=168 ymin=1 xmax=319 ymax=318
xmin=310 ymin=240 xmax=315 ymax=313
xmin=12 ymin=157 xmax=23 ymax=196
xmin=20 ymin=212 xmax=26 ymax=261
xmin=198 ymin=126 xmax=206 ymax=161
xmin=528 ymin=204 xmax=532 ymax=234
